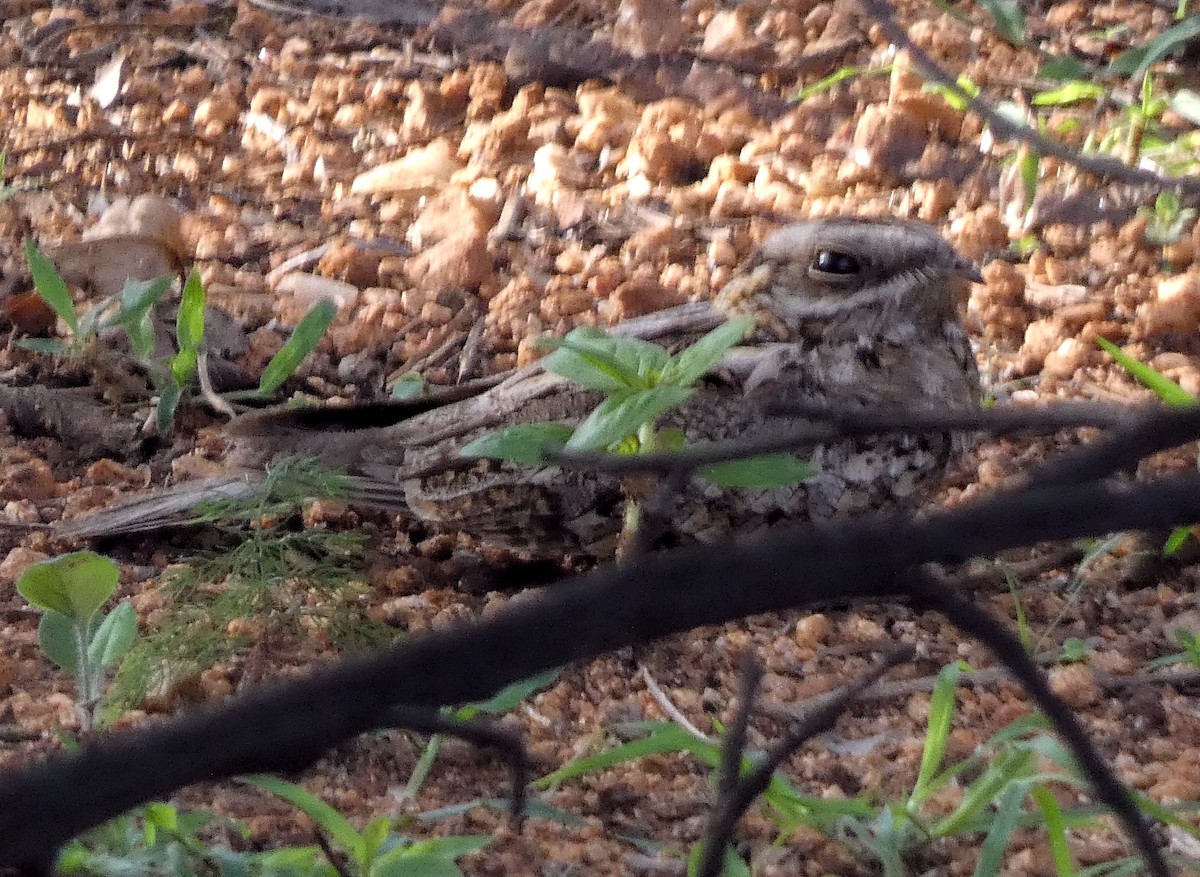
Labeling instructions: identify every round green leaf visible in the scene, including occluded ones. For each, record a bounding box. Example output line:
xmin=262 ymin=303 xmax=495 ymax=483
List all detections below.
xmin=17 ymin=551 xmax=119 ymax=621
xmin=38 ymin=610 xmax=82 ymax=676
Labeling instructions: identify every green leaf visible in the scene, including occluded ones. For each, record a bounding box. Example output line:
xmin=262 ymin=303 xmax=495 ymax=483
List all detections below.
xmin=687 ymin=842 xmax=751 ymax=877
xmin=972 ymin=783 xmax=1027 ymax=877
xmin=171 ymin=270 xmax=206 ymax=386
xmin=909 ymin=662 xmax=962 ymax=808
xmin=87 ymin=602 xmax=138 ymax=670
xmin=371 ymin=853 xmax=463 ymax=877
xmin=467 ymin=667 xmax=562 ymax=716
xmin=1038 ymin=55 xmax=1089 ymax=82
xmin=24 ymin=237 xmax=77 ymax=333
xmin=1107 ymin=15 xmax=1200 ymax=81
xmin=257 ymin=298 xmax=337 ymax=396
xmin=401 ymin=837 xmax=492 ymax=860
xmin=358 ymin=816 xmax=393 ymax=862
xmin=155 ymin=383 xmax=184 ymax=434
xmin=38 ymin=610 xmax=82 ymax=676
xmin=698 ymin=454 xmax=813 ymax=488
xmin=1031 ymin=786 xmax=1076 ymax=875
xmin=459 ymin=423 xmax=575 ymax=465
xmin=1096 ymin=337 xmax=1197 ymax=407
xmin=1031 ymin=81 xmax=1106 ymax=106
xmin=978 ymin=0 xmax=1026 ymax=44
xmin=661 ymin=316 xmax=754 ymax=387
xmin=566 ymin=386 xmax=694 ymax=451
xmin=243 ymin=776 xmax=363 ymax=859
xmin=1165 ymin=525 xmax=1194 ymax=554
xmin=541 ymin=327 xmax=671 ymax=392
xmin=17 ymin=551 xmax=120 ymax=621
xmin=391 ymin=373 xmax=427 ymax=400
xmin=14 ymin=338 xmax=69 ymax=356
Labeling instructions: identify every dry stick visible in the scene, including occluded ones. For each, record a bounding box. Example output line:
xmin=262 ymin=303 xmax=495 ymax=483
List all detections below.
xmin=6 ymin=474 xmax=1200 ymax=872
xmin=697 ymin=647 xmax=912 ymax=877
xmin=859 ymin=0 xmax=1200 ymax=196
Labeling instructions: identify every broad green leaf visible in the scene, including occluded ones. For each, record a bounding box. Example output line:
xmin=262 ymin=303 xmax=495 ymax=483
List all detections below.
xmin=1165 ymin=525 xmax=1194 ymax=554
xmin=1107 ymin=15 xmax=1200 ymax=80
xmin=1096 ymin=337 xmax=1197 ymax=406
xmin=1031 ymin=81 xmax=1105 ymax=106
xmin=662 ymin=316 xmax=753 ymax=387
xmin=978 ymin=0 xmax=1026 ymax=45
xmin=87 ymin=602 xmax=138 ymax=669
xmin=1038 ymin=55 xmax=1089 ymax=82
xmin=17 ymin=551 xmax=119 ymax=621
xmin=566 ymin=386 xmax=693 ymax=451
xmin=371 ymin=853 xmax=462 ymax=877
xmin=112 ymin=275 xmax=173 ymax=329
xmin=124 ymin=312 xmax=156 ymax=361
xmin=358 ymin=816 xmax=393 ymax=863
xmin=244 ymin=776 xmax=363 ymax=858
xmin=460 ymin=423 xmax=574 ymax=465
xmin=38 ymin=610 xmax=82 ymax=676
xmin=391 ymin=373 xmax=427 ymax=400
xmin=172 ymin=270 xmax=206 ymax=386
xmin=541 ymin=327 xmax=671 ymax=391
xmin=24 ymin=237 xmax=77 ymax=333
xmin=257 ymin=298 xmax=337 ymax=395
xmin=698 ymin=454 xmax=813 ymax=488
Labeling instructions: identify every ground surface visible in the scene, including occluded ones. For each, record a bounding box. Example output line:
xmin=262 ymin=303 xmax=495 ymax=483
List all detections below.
xmin=3 ymin=0 xmax=1200 ymax=874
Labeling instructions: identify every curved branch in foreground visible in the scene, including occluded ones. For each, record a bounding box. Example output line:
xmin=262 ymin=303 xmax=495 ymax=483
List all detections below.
xmin=6 ymin=473 xmax=1200 ymax=874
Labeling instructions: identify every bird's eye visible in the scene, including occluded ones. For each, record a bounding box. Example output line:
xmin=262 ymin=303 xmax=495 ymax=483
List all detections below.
xmin=811 ymin=249 xmax=861 ymax=275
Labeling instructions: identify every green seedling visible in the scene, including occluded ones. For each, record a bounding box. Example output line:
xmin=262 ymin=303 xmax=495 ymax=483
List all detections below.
xmin=977 ymin=0 xmax=1026 ymax=46
xmin=530 ymin=663 xmax=1196 ymax=875
xmin=1140 ymin=191 xmax=1197 ymax=247
xmin=461 ymin=319 xmax=812 ymax=554
xmin=255 ymin=298 xmax=337 ymax=397
xmin=401 ymin=668 xmax=562 ymax=805
xmin=16 ymin=551 xmax=137 ymax=729
xmin=1147 ymin=629 xmax=1200 ymax=670
xmin=794 ymin=64 xmax=892 ymax=101
xmin=248 ymin=776 xmax=490 ymax=877
xmin=58 ymin=800 xmax=343 ymax=877
xmin=1097 ymin=337 xmax=1197 ymax=553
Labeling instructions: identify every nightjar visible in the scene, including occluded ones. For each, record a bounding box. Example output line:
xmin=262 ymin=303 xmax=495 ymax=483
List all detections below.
xmin=57 ymin=217 xmax=983 ymax=557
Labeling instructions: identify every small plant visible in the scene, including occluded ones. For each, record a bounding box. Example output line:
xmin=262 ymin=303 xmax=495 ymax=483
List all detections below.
xmin=17 ymin=241 xmax=337 ymax=429
xmin=16 ymin=551 xmax=137 ymax=730
xmin=248 ymin=776 xmax=490 ymax=877
xmin=106 ymin=458 xmax=394 ymax=715
xmin=1140 ymin=191 xmax=1198 ymax=246
xmin=400 ymin=668 xmax=562 ymax=805
xmin=1147 ymin=629 xmax=1200 ymax=670
xmin=533 ymin=663 xmax=1196 ymax=875
xmin=461 ymin=320 xmax=812 ymax=552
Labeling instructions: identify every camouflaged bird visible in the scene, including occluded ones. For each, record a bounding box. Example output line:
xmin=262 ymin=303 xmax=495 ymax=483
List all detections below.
xmin=55 ymin=217 xmax=983 ymax=557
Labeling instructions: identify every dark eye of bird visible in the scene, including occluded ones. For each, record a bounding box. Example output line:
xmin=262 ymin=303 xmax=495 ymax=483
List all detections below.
xmin=812 ymin=249 xmax=860 ymax=275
